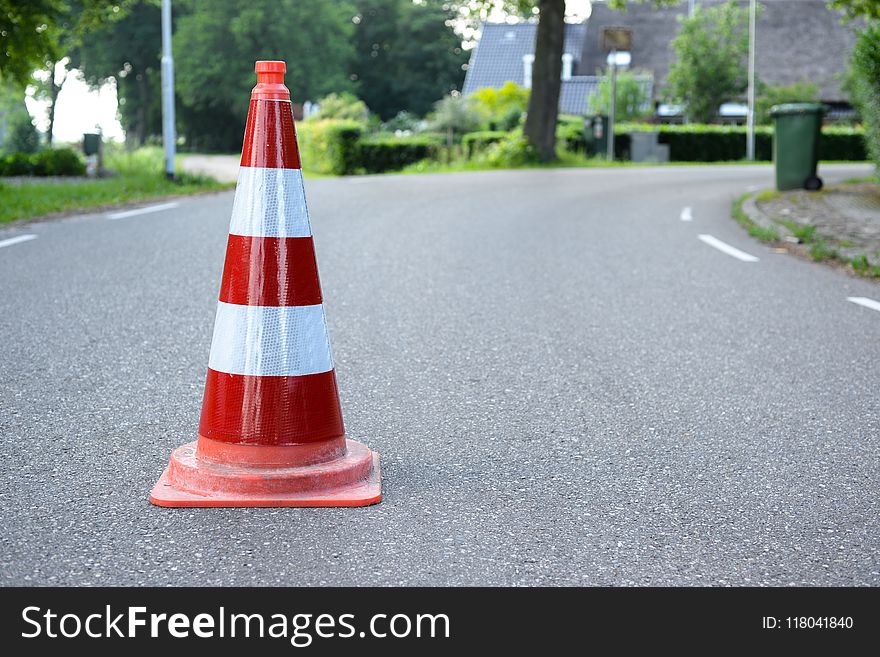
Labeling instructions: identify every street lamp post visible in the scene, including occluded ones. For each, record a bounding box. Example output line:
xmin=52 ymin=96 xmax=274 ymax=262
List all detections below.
xmin=746 ymin=0 xmax=756 ymax=161
xmin=608 ymin=50 xmax=617 ymax=161
xmin=161 ymin=0 xmax=176 ymax=180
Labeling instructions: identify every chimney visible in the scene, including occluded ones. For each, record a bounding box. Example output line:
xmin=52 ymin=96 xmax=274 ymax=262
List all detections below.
xmin=522 ymin=54 xmax=534 ymax=89
xmin=562 ymin=53 xmax=573 ymax=80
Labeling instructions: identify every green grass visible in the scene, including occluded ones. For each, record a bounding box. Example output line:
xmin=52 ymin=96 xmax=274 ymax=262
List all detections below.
xmin=0 ymin=146 xmax=232 ymax=224
xmin=734 ymin=189 xmax=880 ymax=279
xmin=731 ymin=193 xmax=780 ymax=242
xmin=755 ymin=189 xmax=780 ymax=203
xmin=782 ymin=221 xmax=817 ymax=242
xmin=842 ymin=174 xmax=879 ymax=184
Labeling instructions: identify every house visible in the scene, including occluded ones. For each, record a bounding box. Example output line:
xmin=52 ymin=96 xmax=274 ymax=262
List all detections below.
xmin=462 ymin=0 xmax=860 ymax=119
xmin=462 ymin=22 xmax=612 ymax=116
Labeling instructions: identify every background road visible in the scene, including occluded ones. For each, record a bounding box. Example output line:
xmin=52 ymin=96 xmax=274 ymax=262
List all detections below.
xmin=1 ymin=164 xmax=878 ymax=586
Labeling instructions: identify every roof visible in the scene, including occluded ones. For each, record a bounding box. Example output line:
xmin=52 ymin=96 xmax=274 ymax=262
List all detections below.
xmin=583 ymin=0 xmax=860 ymax=101
xmin=463 ymin=1 xmax=859 ymax=112
xmin=462 ymin=22 xmax=588 ymax=95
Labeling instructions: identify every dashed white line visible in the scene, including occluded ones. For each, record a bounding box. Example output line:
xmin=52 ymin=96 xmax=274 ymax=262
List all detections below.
xmin=698 ymin=234 xmax=759 ymax=262
xmin=107 ymin=201 xmax=179 ymax=220
xmin=680 ymin=206 xmax=693 ymax=221
xmin=0 ymin=234 xmax=37 ymax=249
xmin=847 ymin=296 xmax=880 ymax=313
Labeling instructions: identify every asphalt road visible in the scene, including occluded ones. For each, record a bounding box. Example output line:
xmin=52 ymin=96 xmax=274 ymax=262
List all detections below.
xmin=1 ymin=163 xmax=878 ymax=586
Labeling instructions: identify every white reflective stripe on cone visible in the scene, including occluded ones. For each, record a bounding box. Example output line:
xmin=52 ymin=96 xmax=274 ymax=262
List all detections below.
xmin=229 ymin=167 xmax=312 ymax=238
xmin=208 ymin=302 xmax=333 ymax=376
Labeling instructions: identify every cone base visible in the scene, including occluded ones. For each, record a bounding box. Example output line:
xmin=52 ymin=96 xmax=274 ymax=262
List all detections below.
xmin=149 ymin=439 xmax=381 ymax=508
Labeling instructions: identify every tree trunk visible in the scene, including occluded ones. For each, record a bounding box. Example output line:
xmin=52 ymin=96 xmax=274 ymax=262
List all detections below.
xmin=46 ymin=62 xmax=68 ymax=147
xmin=523 ymin=0 xmax=565 ymax=162
xmin=136 ymin=73 xmax=148 ymax=146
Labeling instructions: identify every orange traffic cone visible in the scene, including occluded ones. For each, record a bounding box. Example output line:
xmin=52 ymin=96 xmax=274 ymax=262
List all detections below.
xmin=150 ymin=61 xmax=381 ymax=507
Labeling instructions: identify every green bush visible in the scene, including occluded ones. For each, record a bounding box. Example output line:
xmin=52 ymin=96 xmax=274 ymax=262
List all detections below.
xmin=296 ymin=119 xmax=363 ymax=175
xmin=31 ymin=148 xmax=86 ymax=176
xmin=1 ymin=148 xmax=87 ymax=177
xmin=355 ymin=136 xmax=440 ymax=173
xmin=475 ymin=131 xmax=539 ymax=168
xmin=1 ymin=152 xmax=35 ymax=176
xmin=462 ymin=131 xmax=508 ymax=158
xmin=556 ymin=116 xmax=586 ymax=153
xmin=5 ymin=110 xmax=39 ymax=154
xmin=850 ymin=23 xmax=880 ymax=170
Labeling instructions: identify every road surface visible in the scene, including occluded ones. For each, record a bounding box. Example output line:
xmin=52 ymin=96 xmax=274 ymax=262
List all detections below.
xmin=1 ymin=164 xmax=878 ymax=586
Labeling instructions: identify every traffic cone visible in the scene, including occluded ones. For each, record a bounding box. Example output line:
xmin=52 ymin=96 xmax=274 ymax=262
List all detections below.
xmin=150 ymin=61 xmax=381 ymax=507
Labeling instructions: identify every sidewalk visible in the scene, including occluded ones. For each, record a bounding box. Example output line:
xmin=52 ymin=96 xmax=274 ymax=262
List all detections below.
xmin=742 ymin=180 xmax=880 ymax=275
xmin=180 ymin=154 xmax=240 ymax=183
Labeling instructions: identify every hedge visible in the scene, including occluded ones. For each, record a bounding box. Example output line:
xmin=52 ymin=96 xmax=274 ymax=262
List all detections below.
xmin=295 ymin=119 xmax=363 ymax=175
xmin=562 ymin=122 xmax=868 ymax=162
xmin=462 ymin=131 xmax=508 ymax=158
xmin=0 ymin=148 xmax=86 ymax=177
xmin=296 ymin=120 xmax=441 ymax=174
xmin=357 ymin=136 xmax=441 ymax=173
xmin=850 ymin=23 xmax=880 ymax=169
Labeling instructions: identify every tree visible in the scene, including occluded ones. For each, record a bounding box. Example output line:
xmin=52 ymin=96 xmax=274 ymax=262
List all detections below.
xmin=754 ymin=81 xmax=818 ymax=125
xmin=428 ymin=92 xmax=481 ymax=148
xmin=588 ymin=70 xmax=653 ymax=122
xmin=0 ymin=0 xmax=61 ymax=89
xmin=457 ymin=1 xmax=674 ymax=162
xmin=352 ymin=0 xmax=467 ymax=120
xmin=830 ymin=0 xmax=880 ymax=21
xmin=850 ymin=22 xmax=880 ymax=170
xmin=666 ymin=0 xmax=750 ymax=124
xmin=469 ymin=81 xmax=529 ymax=130
xmin=310 ymin=92 xmax=369 ymax=122
xmin=75 ymin=1 xmax=162 ymax=147
xmin=0 ymin=1 xmax=129 ymax=144
xmin=173 ymin=0 xmax=356 ymax=151
xmin=0 ymin=80 xmax=39 ymax=153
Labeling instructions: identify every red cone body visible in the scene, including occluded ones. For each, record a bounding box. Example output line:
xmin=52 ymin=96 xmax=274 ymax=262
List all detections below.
xmin=150 ymin=61 xmax=381 ymax=507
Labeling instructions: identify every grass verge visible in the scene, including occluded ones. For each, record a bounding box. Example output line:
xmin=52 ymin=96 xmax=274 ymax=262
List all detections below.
xmin=733 ymin=190 xmax=880 ymax=279
xmin=0 ymin=147 xmax=232 ymax=225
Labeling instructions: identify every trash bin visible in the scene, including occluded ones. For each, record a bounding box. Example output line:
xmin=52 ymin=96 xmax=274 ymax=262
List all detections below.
xmin=83 ymin=132 xmax=103 ymax=177
xmin=584 ymin=115 xmax=609 ymax=157
xmin=769 ymin=103 xmax=825 ymax=191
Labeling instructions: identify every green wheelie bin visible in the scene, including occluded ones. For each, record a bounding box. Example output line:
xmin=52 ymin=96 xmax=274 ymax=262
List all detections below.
xmin=769 ymin=103 xmax=825 ymax=191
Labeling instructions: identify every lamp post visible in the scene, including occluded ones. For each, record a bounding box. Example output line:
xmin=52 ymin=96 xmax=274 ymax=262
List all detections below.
xmin=608 ymin=50 xmax=617 ymax=161
xmin=746 ymin=0 xmax=756 ymax=161
xmin=601 ymin=27 xmax=632 ymax=162
xmin=161 ymin=0 xmax=176 ymax=180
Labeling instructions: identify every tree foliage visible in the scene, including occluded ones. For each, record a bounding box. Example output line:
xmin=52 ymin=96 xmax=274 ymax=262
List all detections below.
xmin=830 ymin=0 xmax=880 ymax=21
xmin=310 ymin=92 xmax=369 ymax=122
xmin=352 ymin=0 xmax=467 ymax=120
xmin=588 ymin=70 xmax=653 ymax=121
xmin=75 ymin=1 xmax=161 ymax=146
xmin=850 ymin=22 xmax=880 ymax=169
xmin=427 ymin=93 xmax=481 ymax=137
xmin=469 ymin=81 xmax=529 ymax=130
xmin=666 ymin=0 xmax=750 ymax=124
xmin=173 ymin=0 xmax=356 ymax=151
xmin=754 ymin=81 xmax=819 ymax=125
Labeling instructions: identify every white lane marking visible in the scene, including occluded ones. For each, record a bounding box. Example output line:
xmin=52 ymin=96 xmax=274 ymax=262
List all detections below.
xmin=0 ymin=234 xmax=38 ymax=249
xmin=107 ymin=202 xmax=179 ymax=220
xmin=698 ymin=234 xmax=759 ymax=262
xmin=746 ymin=184 xmax=760 ymax=192
xmin=208 ymin=301 xmax=333 ymax=376
xmin=847 ymin=297 xmax=880 ymax=313
xmin=680 ymin=206 xmax=693 ymax=221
